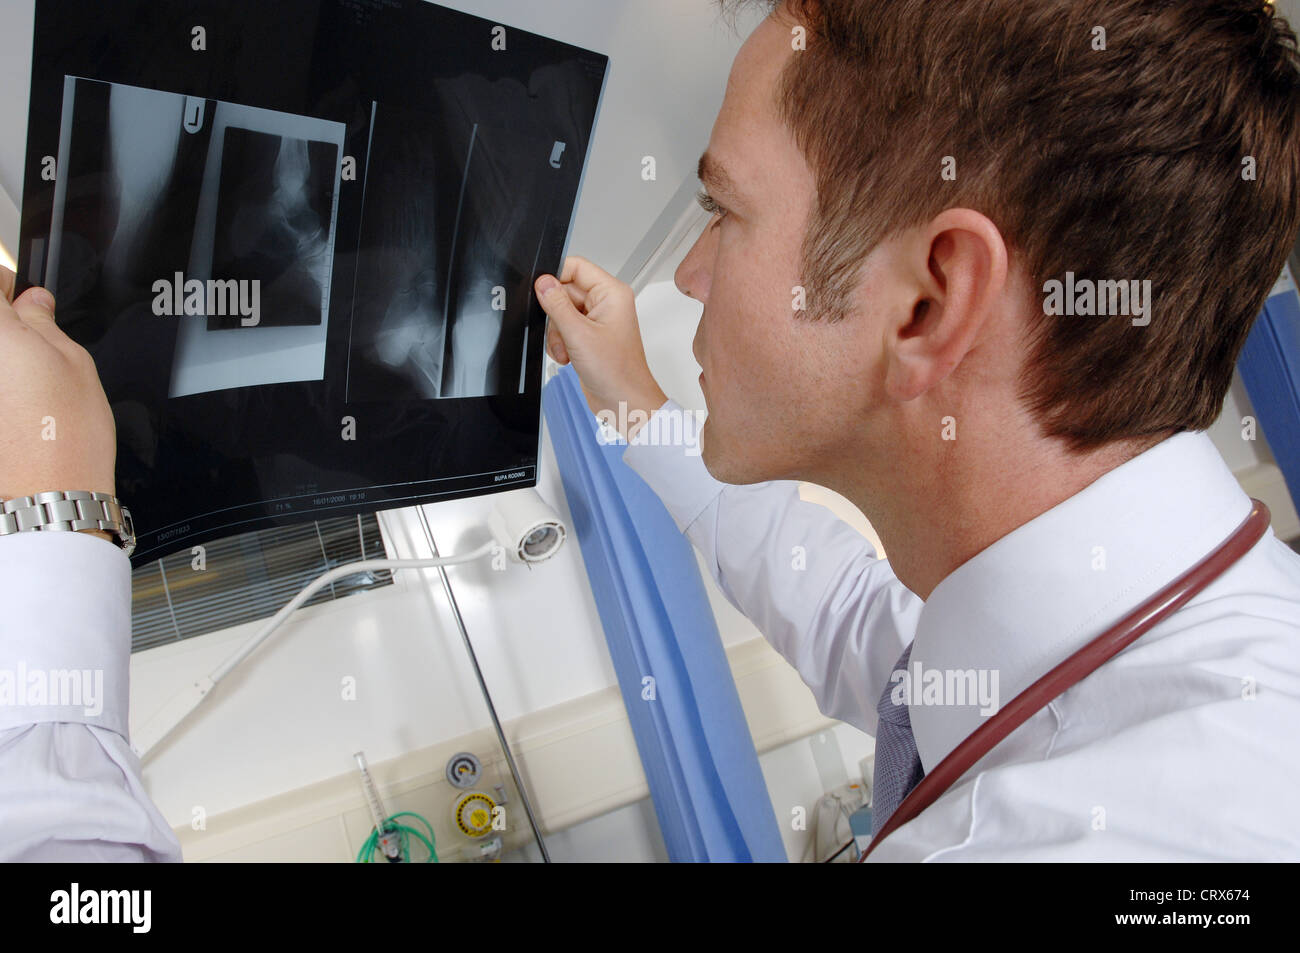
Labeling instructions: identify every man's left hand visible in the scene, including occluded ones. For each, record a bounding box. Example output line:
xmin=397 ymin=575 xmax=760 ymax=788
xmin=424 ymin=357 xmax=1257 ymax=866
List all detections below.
xmin=0 ymin=268 xmax=117 ymax=505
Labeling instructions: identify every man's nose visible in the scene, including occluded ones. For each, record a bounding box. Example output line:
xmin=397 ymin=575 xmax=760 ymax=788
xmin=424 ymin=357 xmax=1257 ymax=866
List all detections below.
xmin=674 ymin=222 xmax=715 ymax=303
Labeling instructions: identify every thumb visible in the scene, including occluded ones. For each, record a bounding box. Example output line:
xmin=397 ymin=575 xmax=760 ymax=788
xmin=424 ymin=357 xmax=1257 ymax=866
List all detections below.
xmin=535 ymin=275 xmax=585 ymax=336
xmin=13 ymin=286 xmax=58 ymax=327
xmin=12 ymin=286 xmax=73 ymax=354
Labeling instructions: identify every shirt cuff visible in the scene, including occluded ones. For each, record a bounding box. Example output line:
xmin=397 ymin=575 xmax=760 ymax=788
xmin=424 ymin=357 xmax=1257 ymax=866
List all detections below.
xmin=620 ymin=398 xmax=727 ymax=534
xmin=0 ymin=531 xmax=132 ymax=739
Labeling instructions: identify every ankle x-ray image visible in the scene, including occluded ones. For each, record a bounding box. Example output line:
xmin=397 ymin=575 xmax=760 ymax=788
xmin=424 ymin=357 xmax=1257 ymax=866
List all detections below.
xmin=44 ymin=77 xmax=343 ymax=398
xmin=17 ymin=0 xmax=607 ymax=567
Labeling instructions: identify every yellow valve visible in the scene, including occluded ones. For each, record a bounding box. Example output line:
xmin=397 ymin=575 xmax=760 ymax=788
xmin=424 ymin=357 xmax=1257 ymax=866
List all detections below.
xmin=453 ymin=791 xmax=497 ymax=838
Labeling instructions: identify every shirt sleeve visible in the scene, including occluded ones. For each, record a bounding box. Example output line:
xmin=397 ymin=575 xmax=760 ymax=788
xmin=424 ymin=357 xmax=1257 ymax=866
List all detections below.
xmin=621 ymin=399 xmax=924 ymax=736
xmin=0 ymin=531 xmax=183 ymax=862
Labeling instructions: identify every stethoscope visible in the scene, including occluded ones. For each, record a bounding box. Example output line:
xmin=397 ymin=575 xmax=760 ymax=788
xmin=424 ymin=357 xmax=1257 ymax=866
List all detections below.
xmin=858 ymin=498 xmax=1272 ymax=862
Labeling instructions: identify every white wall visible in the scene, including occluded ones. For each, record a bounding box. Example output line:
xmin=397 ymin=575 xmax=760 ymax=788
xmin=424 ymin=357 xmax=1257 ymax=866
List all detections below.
xmin=0 ymin=0 xmax=33 ymax=208
xmin=1281 ymin=0 xmax=1300 ymax=31
xmin=502 ymin=722 xmax=876 ymax=862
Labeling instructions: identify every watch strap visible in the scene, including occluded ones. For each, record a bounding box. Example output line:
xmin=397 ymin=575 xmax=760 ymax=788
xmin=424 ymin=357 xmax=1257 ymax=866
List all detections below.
xmin=0 ymin=491 xmax=136 ymax=557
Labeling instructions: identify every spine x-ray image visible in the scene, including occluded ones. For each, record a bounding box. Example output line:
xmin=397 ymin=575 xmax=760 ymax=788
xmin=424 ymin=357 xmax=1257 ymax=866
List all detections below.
xmin=17 ymin=0 xmax=606 ymax=567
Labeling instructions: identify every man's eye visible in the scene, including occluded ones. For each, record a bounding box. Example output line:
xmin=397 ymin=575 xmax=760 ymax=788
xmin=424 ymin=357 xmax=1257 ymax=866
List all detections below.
xmin=696 ymin=188 xmax=728 ymax=220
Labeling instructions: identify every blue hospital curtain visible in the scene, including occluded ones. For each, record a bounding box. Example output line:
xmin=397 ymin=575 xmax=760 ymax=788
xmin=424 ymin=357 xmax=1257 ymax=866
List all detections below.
xmin=1239 ymin=265 xmax=1300 ymax=506
xmin=542 ymin=364 xmax=787 ymax=862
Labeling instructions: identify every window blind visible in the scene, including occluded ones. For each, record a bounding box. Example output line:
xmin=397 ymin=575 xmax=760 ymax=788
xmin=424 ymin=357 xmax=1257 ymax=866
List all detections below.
xmin=129 ymin=513 xmax=394 ymax=653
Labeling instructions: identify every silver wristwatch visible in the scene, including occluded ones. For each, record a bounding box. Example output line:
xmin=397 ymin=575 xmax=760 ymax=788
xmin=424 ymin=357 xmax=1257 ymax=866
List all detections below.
xmin=0 ymin=491 xmax=136 ymax=557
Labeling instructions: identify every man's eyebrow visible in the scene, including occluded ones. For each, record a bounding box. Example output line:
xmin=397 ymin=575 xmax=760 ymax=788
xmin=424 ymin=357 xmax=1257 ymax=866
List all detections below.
xmin=697 ymin=150 xmax=740 ymax=200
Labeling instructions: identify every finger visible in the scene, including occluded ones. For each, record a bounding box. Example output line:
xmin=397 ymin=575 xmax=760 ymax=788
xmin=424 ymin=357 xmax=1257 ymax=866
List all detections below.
xmin=534 ymin=274 xmax=588 ymax=341
xmin=559 ymin=255 xmax=621 ymax=294
xmin=546 ymin=319 xmax=569 ymax=364
xmin=564 ymin=281 xmax=588 ymax=312
xmin=0 ymin=267 xmax=14 ymax=303
xmin=11 ymin=286 xmax=73 ymax=353
xmin=537 ymin=273 xmax=595 ymax=314
xmin=12 ymin=286 xmax=57 ymax=326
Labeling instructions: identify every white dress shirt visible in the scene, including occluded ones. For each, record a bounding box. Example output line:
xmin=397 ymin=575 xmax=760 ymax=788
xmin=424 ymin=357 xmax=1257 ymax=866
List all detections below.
xmin=622 ymin=399 xmax=1300 ymax=861
xmin=0 ymin=531 xmax=182 ymax=861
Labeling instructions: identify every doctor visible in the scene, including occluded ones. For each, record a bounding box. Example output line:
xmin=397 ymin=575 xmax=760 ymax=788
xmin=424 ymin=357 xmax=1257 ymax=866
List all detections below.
xmin=534 ymin=0 xmax=1300 ymax=859
xmin=0 ymin=0 xmax=1296 ymax=864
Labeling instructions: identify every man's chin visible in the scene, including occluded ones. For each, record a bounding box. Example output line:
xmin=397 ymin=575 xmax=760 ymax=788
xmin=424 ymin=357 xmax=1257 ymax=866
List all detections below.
xmin=699 ymin=426 xmax=776 ymax=486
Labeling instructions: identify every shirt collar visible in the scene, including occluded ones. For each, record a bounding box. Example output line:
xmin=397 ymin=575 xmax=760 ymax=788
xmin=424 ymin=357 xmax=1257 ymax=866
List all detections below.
xmin=907 ymin=430 xmax=1254 ymax=772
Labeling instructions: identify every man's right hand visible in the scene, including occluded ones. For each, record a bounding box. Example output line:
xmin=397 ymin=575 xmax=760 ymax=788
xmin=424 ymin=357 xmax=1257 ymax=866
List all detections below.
xmin=534 ymin=256 xmax=668 ymax=439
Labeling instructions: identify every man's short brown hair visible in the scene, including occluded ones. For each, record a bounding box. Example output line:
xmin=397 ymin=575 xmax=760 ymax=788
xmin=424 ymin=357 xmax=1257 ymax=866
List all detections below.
xmin=718 ymin=0 xmax=1300 ymax=451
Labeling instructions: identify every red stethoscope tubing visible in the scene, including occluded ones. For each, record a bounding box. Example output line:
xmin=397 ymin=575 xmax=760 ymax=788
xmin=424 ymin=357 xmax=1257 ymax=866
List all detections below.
xmin=858 ymin=498 xmax=1272 ymax=862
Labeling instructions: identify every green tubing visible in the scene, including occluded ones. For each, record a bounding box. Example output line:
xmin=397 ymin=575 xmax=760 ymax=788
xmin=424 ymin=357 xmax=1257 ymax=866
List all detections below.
xmin=355 ymin=810 xmax=439 ymax=863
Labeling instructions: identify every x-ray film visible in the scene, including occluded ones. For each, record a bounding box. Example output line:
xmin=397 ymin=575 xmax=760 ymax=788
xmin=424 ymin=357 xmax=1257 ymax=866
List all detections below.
xmin=17 ymin=0 xmax=608 ymax=567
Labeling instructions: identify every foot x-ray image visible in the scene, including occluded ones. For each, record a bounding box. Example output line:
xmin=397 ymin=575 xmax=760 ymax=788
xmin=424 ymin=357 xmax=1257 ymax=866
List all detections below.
xmin=348 ymin=103 xmax=560 ymax=401
xmin=208 ymin=127 xmax=338 ymax=331
xmin=44 ymin=77 xmax=343 ymax=398
xmin=17 ymin=0 xmax=606 ymax=567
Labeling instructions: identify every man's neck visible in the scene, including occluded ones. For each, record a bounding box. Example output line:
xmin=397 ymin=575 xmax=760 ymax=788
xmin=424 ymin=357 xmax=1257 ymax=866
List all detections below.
xmin=836 ymin=431 xmax=1168 ymax=601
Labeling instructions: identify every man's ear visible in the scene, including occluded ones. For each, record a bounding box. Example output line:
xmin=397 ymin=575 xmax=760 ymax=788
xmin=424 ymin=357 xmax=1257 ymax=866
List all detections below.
xmin=883 ymin=208 xmax=1008 ymax=402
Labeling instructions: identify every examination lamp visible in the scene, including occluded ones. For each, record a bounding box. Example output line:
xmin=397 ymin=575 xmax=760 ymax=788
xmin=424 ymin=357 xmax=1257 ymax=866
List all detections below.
xmin=130 ymin=488 xmax=568 ymax=760
xmin=488 ymin=488 xmax=566 ymax=563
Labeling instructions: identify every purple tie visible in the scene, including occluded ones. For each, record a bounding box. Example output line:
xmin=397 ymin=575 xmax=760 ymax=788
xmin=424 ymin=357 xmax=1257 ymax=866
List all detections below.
xmin=871 ymin=642 xmax=925 ymax=837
